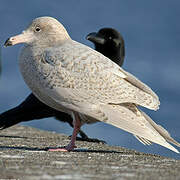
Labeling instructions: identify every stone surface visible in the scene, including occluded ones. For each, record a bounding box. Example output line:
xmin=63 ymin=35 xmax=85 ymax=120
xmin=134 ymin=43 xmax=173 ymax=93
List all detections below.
xmin=0 ymin=125 xmax=179 ymax=180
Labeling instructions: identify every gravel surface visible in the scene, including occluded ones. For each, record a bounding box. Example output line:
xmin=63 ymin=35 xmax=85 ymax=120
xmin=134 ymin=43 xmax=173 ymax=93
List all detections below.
xmin=0 ymin=125 xmax=179 ymax=180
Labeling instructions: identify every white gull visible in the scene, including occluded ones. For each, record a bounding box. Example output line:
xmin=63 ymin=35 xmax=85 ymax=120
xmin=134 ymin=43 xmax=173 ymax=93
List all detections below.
xmin=4 ymin=16 xmax=180 ymax=153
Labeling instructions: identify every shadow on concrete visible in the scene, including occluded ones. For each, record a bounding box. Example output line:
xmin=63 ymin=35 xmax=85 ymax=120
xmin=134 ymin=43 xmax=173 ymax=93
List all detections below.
xmin=73 ymin=148 xmax=125 ymax=153
xmin=0 ymin=146 xmax=46 ymax=151
xmin=0 ymin=145 xmax=126 ymax=154
xmin=73 ymin=136 xmax=107 ymax=144
xmin=45 ymin=147 xmax=125 ymax=153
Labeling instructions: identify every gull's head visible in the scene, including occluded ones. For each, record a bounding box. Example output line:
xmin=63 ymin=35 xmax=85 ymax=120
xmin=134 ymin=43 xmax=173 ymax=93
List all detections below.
xmin=4 ymin=16 xmax=70 ymax=47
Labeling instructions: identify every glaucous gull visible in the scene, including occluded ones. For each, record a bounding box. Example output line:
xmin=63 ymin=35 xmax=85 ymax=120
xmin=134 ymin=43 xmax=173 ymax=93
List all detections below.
xmin=4 ymin=17 xmax=180 ymax=153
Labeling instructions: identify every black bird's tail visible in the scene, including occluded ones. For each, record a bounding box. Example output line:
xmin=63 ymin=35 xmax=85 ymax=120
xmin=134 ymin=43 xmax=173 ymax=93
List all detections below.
xmin=0 ymin=106 xmax=26 ymax=129
xmin=0 ymin=94 xmax=59 ymax=130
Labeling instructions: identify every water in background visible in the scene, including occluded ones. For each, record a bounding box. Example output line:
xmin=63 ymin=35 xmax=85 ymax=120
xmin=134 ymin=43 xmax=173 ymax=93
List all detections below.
xmin=0 ymin=0 xmax=180 ymax=159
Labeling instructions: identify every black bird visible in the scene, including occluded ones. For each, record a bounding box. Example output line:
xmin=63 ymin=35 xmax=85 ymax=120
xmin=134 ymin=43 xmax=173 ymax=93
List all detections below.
xmin=86 ymin=28 xmax=125 ymax=66
xmin=0 ymin=28 xmax=125 ymax=141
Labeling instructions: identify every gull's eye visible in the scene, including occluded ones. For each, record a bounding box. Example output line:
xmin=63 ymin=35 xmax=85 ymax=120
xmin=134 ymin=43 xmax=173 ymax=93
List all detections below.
xmin=35 ymin=27 xmax=41 ymax=32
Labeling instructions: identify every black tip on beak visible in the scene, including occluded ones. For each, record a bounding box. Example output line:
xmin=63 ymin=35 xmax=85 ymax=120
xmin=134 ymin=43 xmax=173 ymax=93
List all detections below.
xmin=4 ymin=38 xmax=12 ymax=47
xmin=86 ymin=32 xmax=105 ymax=45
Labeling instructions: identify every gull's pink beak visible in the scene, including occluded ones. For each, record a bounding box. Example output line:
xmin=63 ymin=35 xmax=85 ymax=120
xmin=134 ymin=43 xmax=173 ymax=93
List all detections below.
xmin=4 ymin=32 xmax=32 ymax=47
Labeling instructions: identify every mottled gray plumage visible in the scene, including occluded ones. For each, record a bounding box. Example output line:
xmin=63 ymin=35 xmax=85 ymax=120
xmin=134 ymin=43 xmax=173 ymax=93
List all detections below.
xmin=5 ymin=17 xmax=180 ymax=152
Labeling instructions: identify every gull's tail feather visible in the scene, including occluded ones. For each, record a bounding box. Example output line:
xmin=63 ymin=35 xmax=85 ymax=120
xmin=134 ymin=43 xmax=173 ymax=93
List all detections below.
xmin=96 ymin=103 xmax=179 ymax=153
xmin=134 ymin=135 xmax=152 ymax=145
xmin=141 ymin=111 xmax=180 ymax=148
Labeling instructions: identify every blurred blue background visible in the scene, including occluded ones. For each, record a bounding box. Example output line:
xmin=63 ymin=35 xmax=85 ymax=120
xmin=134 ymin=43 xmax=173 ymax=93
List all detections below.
xmin=0 ymin=0 xmax=180 ymax=159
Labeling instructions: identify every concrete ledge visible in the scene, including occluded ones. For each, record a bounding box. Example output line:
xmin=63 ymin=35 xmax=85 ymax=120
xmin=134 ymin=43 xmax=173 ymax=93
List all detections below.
xmin=0 ymin=125 xmax=180 ymax=180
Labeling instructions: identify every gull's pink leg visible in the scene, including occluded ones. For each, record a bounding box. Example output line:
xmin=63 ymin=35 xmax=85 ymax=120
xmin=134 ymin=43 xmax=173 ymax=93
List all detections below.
xmin=48 ymin=112 xmax=81 ymax=152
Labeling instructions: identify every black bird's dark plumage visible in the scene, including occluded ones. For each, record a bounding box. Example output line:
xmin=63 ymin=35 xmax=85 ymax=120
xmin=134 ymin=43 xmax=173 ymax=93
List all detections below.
xmin=0 ymin=28 xmax=125 ymax=141
xmin=86 ymin=28 xmax=125 ymax=66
